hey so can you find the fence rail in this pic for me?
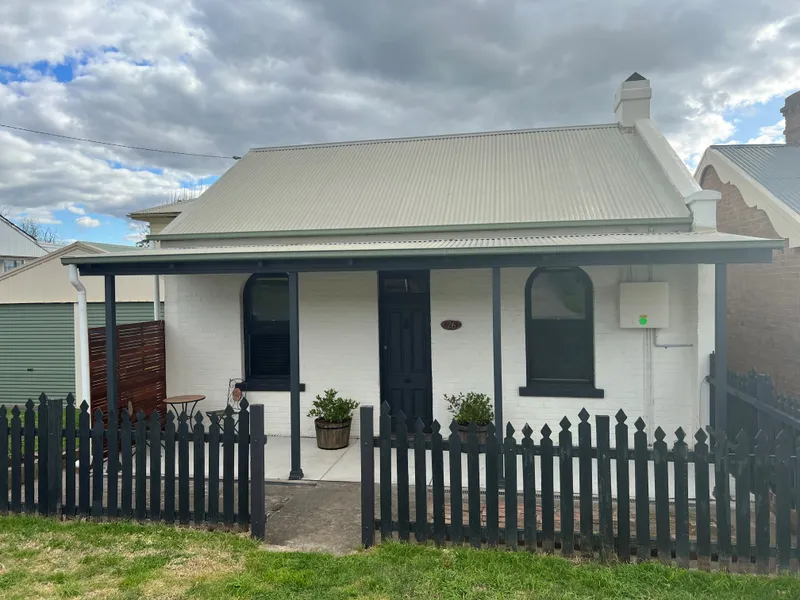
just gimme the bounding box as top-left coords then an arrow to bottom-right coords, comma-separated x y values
0,394 -> 266,539
360,402 -> 800,573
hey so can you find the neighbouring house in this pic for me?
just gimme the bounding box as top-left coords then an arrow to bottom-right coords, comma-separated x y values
65,74 -> 781,479
128,198 -> 198,237
0,241 -> 163,405
0,214 -> 48,273
696,90 -> 800,396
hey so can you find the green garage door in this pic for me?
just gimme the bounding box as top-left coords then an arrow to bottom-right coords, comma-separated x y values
0,302 -> 163,406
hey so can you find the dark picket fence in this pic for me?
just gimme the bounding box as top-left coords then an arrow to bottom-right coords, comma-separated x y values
360,402 -> 800,573
0,393 -> 266,539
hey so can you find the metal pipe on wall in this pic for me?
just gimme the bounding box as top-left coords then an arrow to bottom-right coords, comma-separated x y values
68,265 -> 91,406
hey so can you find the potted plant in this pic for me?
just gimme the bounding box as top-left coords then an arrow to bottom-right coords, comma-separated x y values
308,389 -> 359,450
445,392 -> 494,444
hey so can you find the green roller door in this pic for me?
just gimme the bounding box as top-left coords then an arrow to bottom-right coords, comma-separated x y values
0,303 -> 75,406
0,302 -> 163,406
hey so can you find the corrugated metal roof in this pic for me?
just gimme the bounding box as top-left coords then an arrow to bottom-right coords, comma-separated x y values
63,231 -> 779,265
711,144 -> 800,213
129,198 -> 197,218
158,124 -> 691,238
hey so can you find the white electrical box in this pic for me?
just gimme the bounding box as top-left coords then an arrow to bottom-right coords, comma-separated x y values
619,282 -> 669,328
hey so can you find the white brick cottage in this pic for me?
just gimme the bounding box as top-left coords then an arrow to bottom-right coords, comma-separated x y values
65,74 -> 780,479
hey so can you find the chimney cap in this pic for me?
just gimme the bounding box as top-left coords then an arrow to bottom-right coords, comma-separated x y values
625,72 -> 647,82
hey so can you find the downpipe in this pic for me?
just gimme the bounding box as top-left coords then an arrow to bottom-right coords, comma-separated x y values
68,264 -> 91,406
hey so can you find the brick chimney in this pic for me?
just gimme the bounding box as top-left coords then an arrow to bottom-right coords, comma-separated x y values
781,90 -> 800,144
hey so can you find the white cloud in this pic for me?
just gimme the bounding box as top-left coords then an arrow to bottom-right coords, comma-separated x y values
75,215 -> 100,227
0,0 -> 799,233
745,119 -> 786,144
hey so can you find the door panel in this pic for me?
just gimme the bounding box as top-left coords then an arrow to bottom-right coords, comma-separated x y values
379,272 -> 433,431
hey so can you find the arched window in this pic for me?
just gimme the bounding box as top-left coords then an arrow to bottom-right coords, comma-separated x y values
521,267 -> 603,398
244,274 -> 290,389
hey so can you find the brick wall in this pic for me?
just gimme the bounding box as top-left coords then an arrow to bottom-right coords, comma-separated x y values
700,165 -> 800,396
165,266 -> 703,443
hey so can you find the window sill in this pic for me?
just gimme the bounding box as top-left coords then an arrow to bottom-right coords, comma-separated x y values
239,381 -> 306,393
519,383 -> 605,399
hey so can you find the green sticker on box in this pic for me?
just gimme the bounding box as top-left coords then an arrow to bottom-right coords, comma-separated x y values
639,316 -> 648,326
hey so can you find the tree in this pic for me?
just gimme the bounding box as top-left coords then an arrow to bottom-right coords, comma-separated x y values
0,207 -> 62,244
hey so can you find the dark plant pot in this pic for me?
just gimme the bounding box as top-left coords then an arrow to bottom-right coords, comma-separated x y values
458,423 -> 488,445
314,418 -> 352,450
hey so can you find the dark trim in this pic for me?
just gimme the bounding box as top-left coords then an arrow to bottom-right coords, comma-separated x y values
519,383 -> 605,399
524,267 -> 598,395
491,267 -> 503,477
378,271 -> 434,429
242,274 -> 290,383
288,272 -> 303,480
72,247 -> 776,277
104,275 -> 118,420
239,380 -> 306,392
714,264 -> 727,434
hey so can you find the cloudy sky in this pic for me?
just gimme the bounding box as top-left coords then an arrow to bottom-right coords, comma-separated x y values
1,0 -> 798,245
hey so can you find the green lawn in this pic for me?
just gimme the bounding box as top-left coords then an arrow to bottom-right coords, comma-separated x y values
0,516 -> 798,599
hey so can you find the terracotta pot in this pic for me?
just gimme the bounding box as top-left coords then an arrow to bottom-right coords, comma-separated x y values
458,423 -> 489,445
314,418 -> 352,450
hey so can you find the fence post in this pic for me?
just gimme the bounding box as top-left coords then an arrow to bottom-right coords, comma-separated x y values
360,406 -> 375,548
250,404 -> 266,540
47,398 -> 62,515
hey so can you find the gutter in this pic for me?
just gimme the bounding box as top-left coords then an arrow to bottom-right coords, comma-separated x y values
62,237 -> 784,266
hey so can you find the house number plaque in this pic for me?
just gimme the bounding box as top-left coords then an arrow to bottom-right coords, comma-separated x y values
440,320 -> 462,331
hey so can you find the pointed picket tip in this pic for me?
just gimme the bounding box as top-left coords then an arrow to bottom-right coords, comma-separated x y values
468,422 -> 478,434
541,423 -> 552,438
615,409 -> 627,424
194,412 -> 204,425
414,418 -> 425,434
209,411 -> 220,426
694,428 -> 707,444
560,416 -> 571,430
137,410 -> 147,422
239,397 -> 249,411
486,422 -> 496,436
735,429 -> 750,444
120,408 -> 130,422
775,428 -> 788,442
396,410 -> 407,423
38,392 -> 47,404
80,400 -> 89,412
675,427 -> 686,442
0,405 -> 6,418
66,392 -> 75,405
11,405 -> 20,417
634,417 -> 646,432
755,429 -> 769,443
506,422 -> 515,438
578,408 -> 590,422
522,423 -> 533,438
449,420 -> 460,434
150,410 -> 161,424
165,411 -> 175,424
223,405 -> 234,418
431,420 -> 441,434
25,399 -> 34,411
380,402 -> 391,415
654,426 -> 666,441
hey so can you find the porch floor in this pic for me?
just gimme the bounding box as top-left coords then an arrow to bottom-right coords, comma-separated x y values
122,436 -> 729,501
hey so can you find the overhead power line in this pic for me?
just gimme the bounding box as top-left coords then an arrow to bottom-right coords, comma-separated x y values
0,123 -> 240,160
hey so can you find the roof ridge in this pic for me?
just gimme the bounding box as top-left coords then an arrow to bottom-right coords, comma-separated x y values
712,143 -> 792,149
250,123 -> 620,153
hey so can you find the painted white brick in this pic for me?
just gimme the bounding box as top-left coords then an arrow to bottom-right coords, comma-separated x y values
164,265 -> 703,446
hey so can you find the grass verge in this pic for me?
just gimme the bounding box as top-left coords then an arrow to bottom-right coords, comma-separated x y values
0,515 -> 798,599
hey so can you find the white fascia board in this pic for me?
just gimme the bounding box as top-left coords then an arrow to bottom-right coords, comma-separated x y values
634,118 -> 720,229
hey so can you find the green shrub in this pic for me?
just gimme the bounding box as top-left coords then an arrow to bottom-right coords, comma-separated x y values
307,389 -> 359,423
444,392 -> 494,426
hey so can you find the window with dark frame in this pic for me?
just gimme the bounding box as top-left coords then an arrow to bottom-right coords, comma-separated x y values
243,274 -> 291,390
520,267 -> 604,398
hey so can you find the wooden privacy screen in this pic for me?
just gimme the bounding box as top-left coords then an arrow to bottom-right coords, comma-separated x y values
89,320 -> 166,422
